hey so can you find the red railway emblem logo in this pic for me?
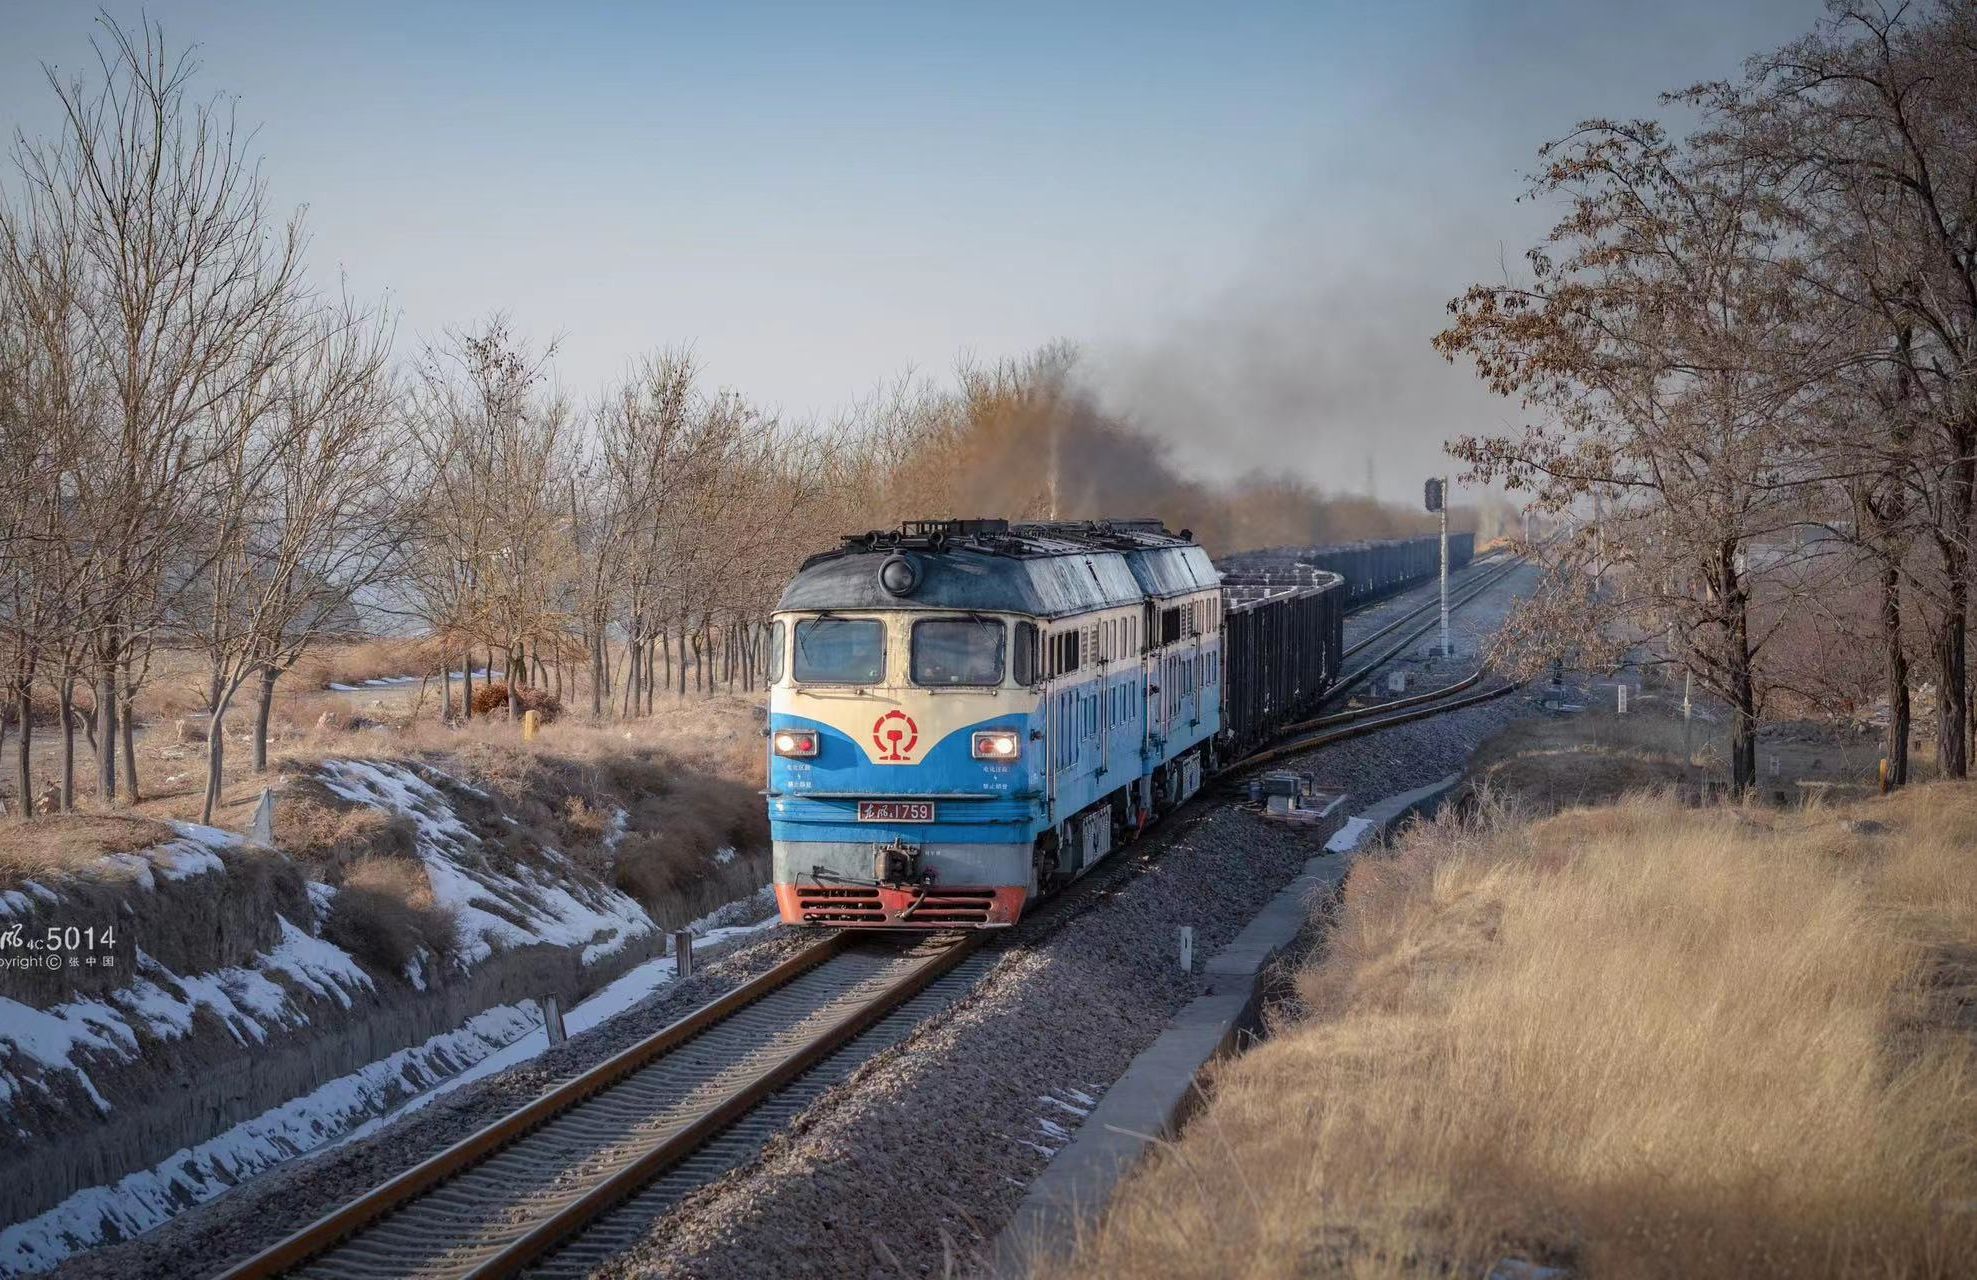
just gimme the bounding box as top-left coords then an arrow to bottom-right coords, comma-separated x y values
872,710 -> 919,762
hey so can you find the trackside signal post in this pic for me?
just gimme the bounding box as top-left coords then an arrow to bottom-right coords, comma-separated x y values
1425,477 -> 1450,656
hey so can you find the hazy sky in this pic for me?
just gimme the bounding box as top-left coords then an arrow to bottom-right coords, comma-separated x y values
0,0 -> 1825,504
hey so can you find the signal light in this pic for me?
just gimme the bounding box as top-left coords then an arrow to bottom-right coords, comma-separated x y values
972,730 -> 1020,760
773,729 -> 819,758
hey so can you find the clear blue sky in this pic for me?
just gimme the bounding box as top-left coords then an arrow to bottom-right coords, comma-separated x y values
0,0 -> 1825,501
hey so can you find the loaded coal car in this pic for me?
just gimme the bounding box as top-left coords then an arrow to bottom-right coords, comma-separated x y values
1219,531 -> 1473,609
765,519 -> 1224,929
1217,563 -> 1346,758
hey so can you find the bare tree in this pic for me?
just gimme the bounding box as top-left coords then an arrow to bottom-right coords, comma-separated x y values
2,16 -> 309,807
1437,118 -> 1846,791
188,296 -> 400,820
1692,0 -> 1977,778
404,316 -> 565,717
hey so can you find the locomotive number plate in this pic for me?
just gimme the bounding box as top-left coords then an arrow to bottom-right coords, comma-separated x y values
858,800 -> 934,822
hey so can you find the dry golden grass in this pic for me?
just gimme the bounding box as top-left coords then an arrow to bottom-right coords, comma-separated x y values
0,814 -> 177,888
270,778 -> 419,871
290,636 -> 441,690
1056,787 -> 1977,1280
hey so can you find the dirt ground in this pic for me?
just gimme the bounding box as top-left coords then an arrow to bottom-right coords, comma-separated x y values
1468,681 -> 1904,811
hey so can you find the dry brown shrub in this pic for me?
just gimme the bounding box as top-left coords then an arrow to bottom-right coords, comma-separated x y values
560,795 -> 609,845
1057,788 -> 1977,1280
270,779 -> 417,873
469,682 -> 562,722
321,855 -> 457,976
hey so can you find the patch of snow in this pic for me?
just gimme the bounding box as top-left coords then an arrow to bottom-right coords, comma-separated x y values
314,760 -> 655,971
600,807 -> 629,855
259,918 -> 374,1010
0,923 -> 373,1119
87,824 -> 234,896
1324,816 -> 1374,854
0,1003 -> 539,1276
712,844 -> 736,865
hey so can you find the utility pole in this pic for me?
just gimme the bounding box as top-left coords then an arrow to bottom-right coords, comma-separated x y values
1439,477 -> 1451,657
1426,476 -> 1450,657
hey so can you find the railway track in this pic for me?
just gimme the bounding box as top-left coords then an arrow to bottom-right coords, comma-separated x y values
208,551 -> 1532,1280
1337,550 -> 1525,684
214,933 -> 982,1280
1338,548 -> 1512,656
1222,553 -> 1530,776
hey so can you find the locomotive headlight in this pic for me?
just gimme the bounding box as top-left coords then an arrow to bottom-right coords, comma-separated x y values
879,553 -> 921,597
772,729 -> 819,758
972,730 -> 1021,760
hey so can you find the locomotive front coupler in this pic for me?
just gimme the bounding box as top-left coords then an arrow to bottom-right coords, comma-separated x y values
873,839 -> 932,888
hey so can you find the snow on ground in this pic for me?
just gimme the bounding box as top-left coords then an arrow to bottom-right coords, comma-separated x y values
0,919 -> 375,1121
1,824 -> 377,1120
315,760 -> 655,969
0,892 -> 781,1276
0,1003 -> 539,1277
325,668 -> 495,692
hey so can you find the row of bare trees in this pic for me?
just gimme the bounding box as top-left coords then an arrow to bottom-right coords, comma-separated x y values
1438,0 -> 1977,793
1,16 -> 1502,825
0,20 -> 407,823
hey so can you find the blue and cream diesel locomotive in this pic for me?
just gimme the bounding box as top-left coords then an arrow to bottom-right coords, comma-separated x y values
765,519 -> 1228,928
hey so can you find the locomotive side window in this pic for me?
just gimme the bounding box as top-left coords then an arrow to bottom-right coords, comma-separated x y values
766,620 -> 786,685
911,618 -> 1004,686
793,618 -> 885,685
1014,621 -> 1038,685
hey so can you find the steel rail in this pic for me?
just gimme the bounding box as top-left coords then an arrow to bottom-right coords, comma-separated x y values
1339,550 -> 1515,659
461,932 -> 981,1279
209,932 -> 853,1280
1230,681 -> 1522,776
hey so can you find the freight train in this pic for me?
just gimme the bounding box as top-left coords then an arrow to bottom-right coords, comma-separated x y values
764,519 -> 1472,929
